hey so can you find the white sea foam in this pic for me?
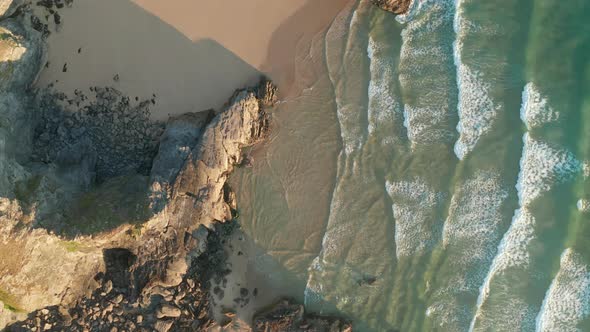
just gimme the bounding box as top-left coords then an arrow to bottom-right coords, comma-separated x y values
469,132 -> 581,329
517,133 -> 582,207
520,83 -> 560,130
442,172 -> 508,262
452,8 -> 497,159
469,208 -> 537,331
583,161 -> 590,178
453,64 -> 498,160
386,178 -> 444,258
402,104 -> 454,146
536,249 -> 590,332
398,0 -> 456,148
426,172 -> 509,330
304,256 -> 325,308
367,36 -> 401,146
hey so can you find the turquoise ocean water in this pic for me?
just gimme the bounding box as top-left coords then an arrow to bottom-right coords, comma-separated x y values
231,0 -> 590,330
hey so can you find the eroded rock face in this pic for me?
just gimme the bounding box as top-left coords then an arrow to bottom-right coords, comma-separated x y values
371,0 -> 412,15
149,111 -> 214,213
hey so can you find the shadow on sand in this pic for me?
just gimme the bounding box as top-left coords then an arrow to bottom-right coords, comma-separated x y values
15,0 -> 387,329
37,0 -> 263,120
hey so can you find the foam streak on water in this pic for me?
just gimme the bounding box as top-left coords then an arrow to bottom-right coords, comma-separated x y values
468,208 -> 538,331
517,133 -> 582,206
520,82 -> 560,130
304,4 -> 397,326
367,36 -> 402,148
386,178 -> 444,258
425,172 -> 508,330
452,0 -> 502,159
469,85 -> 581,331
536,249 -> 590,332
398,0 -> 457,148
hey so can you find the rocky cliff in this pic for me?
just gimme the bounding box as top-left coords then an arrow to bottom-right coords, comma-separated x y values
0,1 -> 351,330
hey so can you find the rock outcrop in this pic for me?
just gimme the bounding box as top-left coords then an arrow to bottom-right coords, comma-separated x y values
253,299 -> 352,332
1,0 -> 351,330
149,111 -> 214,213
370,0 -> 412,15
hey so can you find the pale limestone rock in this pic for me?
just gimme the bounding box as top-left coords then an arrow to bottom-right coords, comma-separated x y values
156,304 -> 181,319
0,0 -> 22,19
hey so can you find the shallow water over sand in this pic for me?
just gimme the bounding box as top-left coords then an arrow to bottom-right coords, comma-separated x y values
230,0 -> 590,330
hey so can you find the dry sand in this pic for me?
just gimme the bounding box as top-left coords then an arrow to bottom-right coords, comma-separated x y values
36,0 -> 351,120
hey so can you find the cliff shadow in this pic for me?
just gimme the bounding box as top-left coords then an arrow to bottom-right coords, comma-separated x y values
260,0 -> 353,96
24,0 -> 263,237
35,0 -> 263,120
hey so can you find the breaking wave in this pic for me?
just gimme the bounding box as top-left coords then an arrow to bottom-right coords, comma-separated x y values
536,249 -> 590,332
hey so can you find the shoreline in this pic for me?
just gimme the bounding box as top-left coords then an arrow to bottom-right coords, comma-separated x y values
1,0 -> 355,329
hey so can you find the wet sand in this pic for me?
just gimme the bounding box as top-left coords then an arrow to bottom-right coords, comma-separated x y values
36,0 -> 351,120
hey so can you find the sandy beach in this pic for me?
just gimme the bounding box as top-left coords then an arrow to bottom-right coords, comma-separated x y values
35,0 -> 351,120
32,0 -> 352,325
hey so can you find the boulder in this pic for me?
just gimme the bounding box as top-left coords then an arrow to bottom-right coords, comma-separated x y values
156,304 -> 181,319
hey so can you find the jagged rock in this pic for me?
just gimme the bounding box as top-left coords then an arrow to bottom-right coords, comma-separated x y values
371,0 -> 412,15
253,299 -> 352,332
149,111 -> 213,213
156,304 -> 181,319
1,17 -> 353,328
154,320 -> 173,332
169,81 -> 271,229
256,76 -> 278,108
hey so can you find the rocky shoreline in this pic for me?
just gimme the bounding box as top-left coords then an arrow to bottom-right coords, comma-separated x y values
370,0 -> 412,15
0,1 -> 351,331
